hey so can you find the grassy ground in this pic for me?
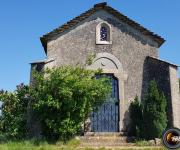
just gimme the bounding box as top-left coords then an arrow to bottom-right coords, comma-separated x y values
0,139 -> 167,150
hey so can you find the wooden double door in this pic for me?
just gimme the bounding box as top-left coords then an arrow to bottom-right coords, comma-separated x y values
91,74 -> 119,132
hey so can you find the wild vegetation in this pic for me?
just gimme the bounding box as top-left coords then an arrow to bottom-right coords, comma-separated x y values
0,66 -> 169,149
0,139 -> 166,150
130,80 -> 167,140
0,84 -> 29,140
129,95 -> 143,137
30,66 -> 111,141
0,66 -> 111,142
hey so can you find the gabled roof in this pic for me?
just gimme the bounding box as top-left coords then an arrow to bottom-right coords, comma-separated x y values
40,2 -> 165,54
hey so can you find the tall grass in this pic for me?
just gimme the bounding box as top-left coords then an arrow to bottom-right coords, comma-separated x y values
0,138 -> 81,150
0,139 -> 166,150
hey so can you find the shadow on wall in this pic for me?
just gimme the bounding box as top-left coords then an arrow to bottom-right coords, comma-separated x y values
141,56 -> 173,127
122,108 -> 131,134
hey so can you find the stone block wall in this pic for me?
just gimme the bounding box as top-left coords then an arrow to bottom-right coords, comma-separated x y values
169,66 -> 180,128
144,56 -> 180,128
46,10 -> 159,112
43,10 -> 160,132
28,6 -> 180,135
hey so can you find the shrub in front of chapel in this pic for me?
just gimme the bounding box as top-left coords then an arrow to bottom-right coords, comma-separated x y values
129,80 -> 167,140
129,95 -> 143,137
30,66 -> 112,141
142,80 -> 167,140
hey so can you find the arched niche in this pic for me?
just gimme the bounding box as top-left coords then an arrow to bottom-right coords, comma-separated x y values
87,52 -> 123,71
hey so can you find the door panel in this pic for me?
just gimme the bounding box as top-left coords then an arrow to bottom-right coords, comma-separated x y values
91,74 -> 119,132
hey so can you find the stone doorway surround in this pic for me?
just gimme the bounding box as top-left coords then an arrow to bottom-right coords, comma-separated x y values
86,52 -> 128,132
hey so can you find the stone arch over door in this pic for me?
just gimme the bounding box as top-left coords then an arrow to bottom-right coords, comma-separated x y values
87,52 -> 128,132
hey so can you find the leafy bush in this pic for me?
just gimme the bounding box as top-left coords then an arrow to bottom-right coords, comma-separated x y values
0,66 -> 111,141
0,84 -> 29,139
129,80 -> 167,140
129,95 -> 143,137
30,66 -> 111,141
142,80 -> 167,140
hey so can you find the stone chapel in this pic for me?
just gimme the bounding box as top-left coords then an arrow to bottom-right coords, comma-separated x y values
30,2 -> 180,134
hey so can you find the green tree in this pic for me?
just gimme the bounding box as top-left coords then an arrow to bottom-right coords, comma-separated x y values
0,84 -> 29,139
142,80 -> 167,140
30,66 -> 111,141
129,95 -> 143,137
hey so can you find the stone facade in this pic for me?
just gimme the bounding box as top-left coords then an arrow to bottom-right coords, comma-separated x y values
143,57 -> 180,128
30,3 -> 180,133
169,66 -> 180,128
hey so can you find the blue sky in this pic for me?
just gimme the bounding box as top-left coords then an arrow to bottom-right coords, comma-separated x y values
0,0 -> 180,91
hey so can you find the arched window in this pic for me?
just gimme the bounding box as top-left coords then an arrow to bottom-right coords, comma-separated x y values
96,22 -> 112,44
100,26 -> 108,41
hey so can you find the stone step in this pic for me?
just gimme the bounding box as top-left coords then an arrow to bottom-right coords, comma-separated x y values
85,132 -> 127,136
81,136 -> 128,141
80,142 -> 135,147
79,135 -> 135,147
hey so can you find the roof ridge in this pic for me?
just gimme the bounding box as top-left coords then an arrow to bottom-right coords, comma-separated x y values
40,2 -> 165,53
94,2 -> 107,8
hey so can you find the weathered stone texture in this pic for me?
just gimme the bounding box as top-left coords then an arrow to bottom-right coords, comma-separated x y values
30,62 -> 45,85
143,57 -> 180,128
144,57 -> 172,126
169,66 -> 180,128
46,10 -> 158,109
30,9 -> 180,132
